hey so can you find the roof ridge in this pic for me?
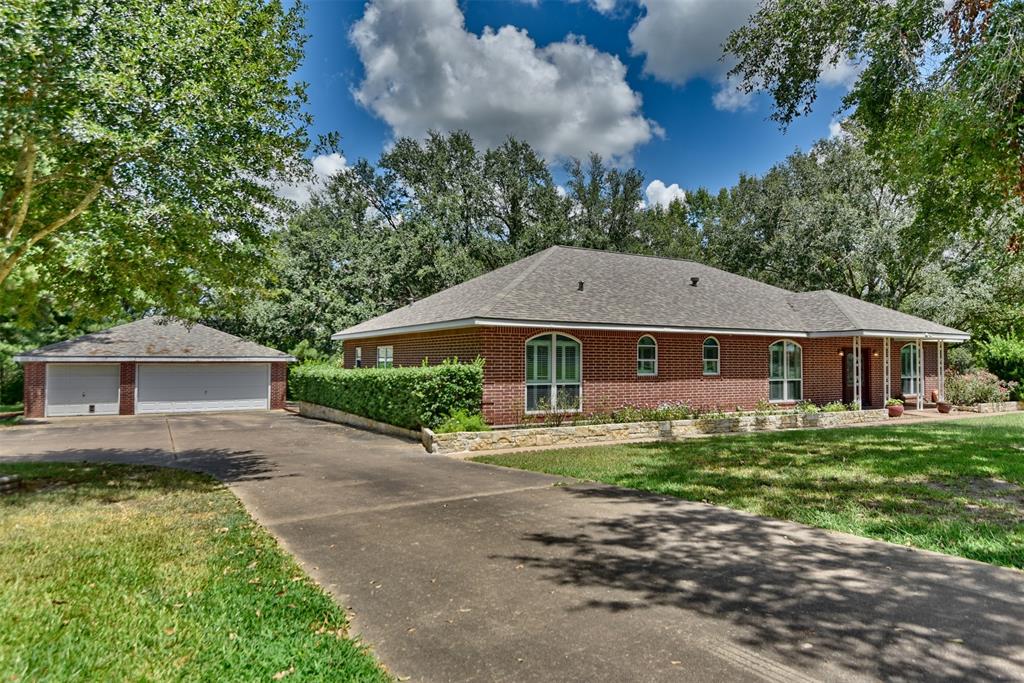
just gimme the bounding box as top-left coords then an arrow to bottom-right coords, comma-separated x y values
477,246 -> 558,318
821,290 -> 861,329
552,245 -> 798,296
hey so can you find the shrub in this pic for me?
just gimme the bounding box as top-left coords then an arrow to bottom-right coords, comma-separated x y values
976,336 -> 1024,400
797,401 -> 820,414
436,410 -> 490,433
885,398 -> 904,407
289,358 -> 484,430
946,345 -> 978,375
944,370 -> 1017,406
821,401 -> 847,412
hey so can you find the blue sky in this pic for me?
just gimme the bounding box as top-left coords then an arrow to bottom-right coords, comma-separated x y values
294,0 -> 853,201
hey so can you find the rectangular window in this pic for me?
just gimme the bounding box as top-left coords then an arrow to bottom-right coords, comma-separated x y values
354,347 -> 362,368
376,345 -> 394,368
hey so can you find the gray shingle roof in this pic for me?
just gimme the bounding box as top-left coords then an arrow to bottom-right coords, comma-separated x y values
334,246 -> 968,341
15,318 -> 294,361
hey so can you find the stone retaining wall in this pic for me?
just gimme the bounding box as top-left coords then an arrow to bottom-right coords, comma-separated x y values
955,401 -> 1023,414
297,401 -> 423,443
426,409 -> 890,455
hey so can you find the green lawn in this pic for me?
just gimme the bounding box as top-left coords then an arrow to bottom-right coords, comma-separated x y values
0,403 -> 22,427
0,462 -> 389,682
0,403 -> 22,413
475,414 -> 1024,569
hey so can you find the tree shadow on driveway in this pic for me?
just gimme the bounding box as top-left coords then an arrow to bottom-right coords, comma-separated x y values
499,484 -> 1024,681
0,447 -> 287,485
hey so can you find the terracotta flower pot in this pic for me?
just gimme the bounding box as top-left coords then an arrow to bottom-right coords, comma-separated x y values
937,402 -> 953,414
888,404 -> 904,418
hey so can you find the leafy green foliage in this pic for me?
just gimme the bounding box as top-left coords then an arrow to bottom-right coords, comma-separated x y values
290,359 -> 484,430
1,0 -> 312,319
724,0 -> 1024,252
976,336 -> 1024,399
436,410 -> 490,434
0,462 -> 387,680
945,370 -> 1017,405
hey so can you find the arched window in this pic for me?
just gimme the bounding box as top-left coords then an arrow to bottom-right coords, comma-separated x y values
702,337 -> 720,376
526,333 -> 581,412
901,343 -> 919,396
637,336 -> 657,376
769,340 -> 802,401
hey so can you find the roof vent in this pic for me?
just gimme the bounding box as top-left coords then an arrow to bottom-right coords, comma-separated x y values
578,280 -> 585,292
690,277 -> 700,287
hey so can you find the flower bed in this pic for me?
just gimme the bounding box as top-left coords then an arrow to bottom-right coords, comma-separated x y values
426,408 -> 889,455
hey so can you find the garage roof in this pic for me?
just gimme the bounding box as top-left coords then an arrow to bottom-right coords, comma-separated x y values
14,318 -> 295,362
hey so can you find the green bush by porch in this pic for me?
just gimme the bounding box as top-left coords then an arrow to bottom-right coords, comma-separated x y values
290,359 -> 484,430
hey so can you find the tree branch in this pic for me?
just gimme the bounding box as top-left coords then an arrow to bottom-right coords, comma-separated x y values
0,165 -> 113,285
1,137 -> 38,244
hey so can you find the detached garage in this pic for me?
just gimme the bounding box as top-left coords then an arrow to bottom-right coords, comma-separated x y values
15,318 -> 294,418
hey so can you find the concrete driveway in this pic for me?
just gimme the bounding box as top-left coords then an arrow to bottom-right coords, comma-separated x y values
2,412 -> 1023,682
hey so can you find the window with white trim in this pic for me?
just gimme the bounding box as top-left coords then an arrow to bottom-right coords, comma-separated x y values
901,343 -> 918,396
637,336 -> 657,376
354,346 -> 362,368
769,340 -> 802,401
702,337 -> 720,375
526,333 -> 581,412
376,345 -> 394,368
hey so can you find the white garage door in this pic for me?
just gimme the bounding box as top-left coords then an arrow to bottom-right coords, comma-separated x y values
46,364 -> 120,417
136,363 -> 270,414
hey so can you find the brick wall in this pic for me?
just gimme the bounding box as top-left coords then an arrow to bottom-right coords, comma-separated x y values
23,362 -> 45,418
342,329 -> 483,369
271,362 -> 288,409
338,327 -> 944,425
119,362 -> 136,415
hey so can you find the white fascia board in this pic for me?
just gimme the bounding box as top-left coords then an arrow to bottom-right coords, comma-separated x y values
13,356 -> 296,363
805,329 -> 969,342
331,318 -> 478,341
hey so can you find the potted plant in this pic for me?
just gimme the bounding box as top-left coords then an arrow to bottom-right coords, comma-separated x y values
886,398 -> 905,418
937,400 -> 953,414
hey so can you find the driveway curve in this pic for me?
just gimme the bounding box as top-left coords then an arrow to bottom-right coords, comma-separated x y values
2,412 -> 1022,682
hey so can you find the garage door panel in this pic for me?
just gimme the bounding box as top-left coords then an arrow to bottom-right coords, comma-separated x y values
46,364 -> 120,417
137,363 -> 269,414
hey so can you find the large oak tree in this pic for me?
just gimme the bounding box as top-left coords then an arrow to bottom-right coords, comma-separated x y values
1,0 -> 312,319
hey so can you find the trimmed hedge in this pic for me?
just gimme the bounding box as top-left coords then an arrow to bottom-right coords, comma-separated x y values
290,359 -> 484,430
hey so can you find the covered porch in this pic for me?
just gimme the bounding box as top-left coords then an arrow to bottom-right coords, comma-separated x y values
837,336 -> 953,411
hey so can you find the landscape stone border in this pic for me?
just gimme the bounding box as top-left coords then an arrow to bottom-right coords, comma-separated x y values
953,401 -> 1023,414
424,409 -> 890,455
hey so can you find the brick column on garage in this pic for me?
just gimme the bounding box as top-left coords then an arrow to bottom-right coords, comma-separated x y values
119,362 -> 136,415
23,362 -> 46,418
270,362 -> 288,409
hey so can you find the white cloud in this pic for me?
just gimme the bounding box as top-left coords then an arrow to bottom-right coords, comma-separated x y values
350,0 -> 659,162
589,0 -> 619,13
645,179 -> 685,209
629,0 -> 861,110
276,153 -> 348,205
828,118 -> 851,140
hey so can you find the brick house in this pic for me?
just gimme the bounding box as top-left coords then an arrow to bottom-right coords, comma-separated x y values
16,318 -> 292,418
333,246 -> 969,426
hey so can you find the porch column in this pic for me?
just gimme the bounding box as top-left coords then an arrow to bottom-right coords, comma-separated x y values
852,336 -> 862,406
917,339 -> 925,410
883,337 -> 891,402
938,341 -> 945,402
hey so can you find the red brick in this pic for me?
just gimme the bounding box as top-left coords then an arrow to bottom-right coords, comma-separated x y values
22,362 -> 45,418
271,362 -> 288,409
342,328 -> 942,425
119,362 -> 136,415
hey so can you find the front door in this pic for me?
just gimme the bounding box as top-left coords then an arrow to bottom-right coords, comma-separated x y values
842,349 -> 871,406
